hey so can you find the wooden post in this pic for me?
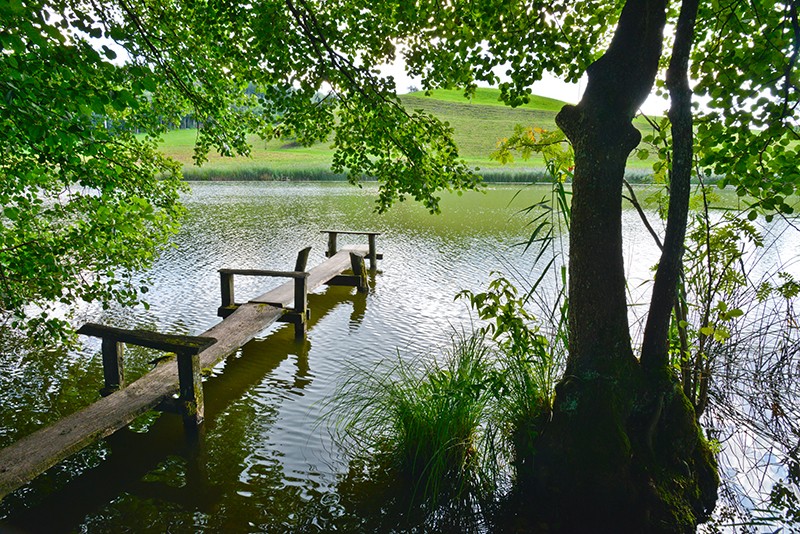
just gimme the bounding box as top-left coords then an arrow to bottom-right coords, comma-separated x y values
294,246 -> 312,339
220,271 -> 235,308
326,232 -> 338,258
295,246 -> 312,272
367,233 -> 378,270
177,350 -> 204,426
293,275 -> 308,340
349,252 -> 368,293
100,337 -> 124,396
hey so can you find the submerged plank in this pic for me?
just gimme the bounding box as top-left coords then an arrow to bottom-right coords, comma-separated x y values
0,247 -> 367,500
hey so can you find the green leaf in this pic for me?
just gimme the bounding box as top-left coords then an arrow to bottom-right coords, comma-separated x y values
101,45 -> 117,60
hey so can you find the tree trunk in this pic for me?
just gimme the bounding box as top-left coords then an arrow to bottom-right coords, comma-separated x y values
519,0 -> 719,531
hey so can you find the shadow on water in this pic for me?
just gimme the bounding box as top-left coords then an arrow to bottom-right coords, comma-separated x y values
0,285 -> 366,533
330,456 -> 494,534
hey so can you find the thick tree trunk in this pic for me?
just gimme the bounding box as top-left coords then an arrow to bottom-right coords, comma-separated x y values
520,0 -> 719,531
561,0 -> 666,376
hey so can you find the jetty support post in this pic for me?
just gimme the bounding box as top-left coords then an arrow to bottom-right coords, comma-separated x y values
367,233 -> 378,271
349,252 -> 368,293
295,246 -> 312,272
77,323 -> 216,425
220,271 -> 235,309
325,231 -> 338,258
292,273 -> 309,339
176,349 -> 204,425
100,337 -> 124,396
290,246 -> 312,340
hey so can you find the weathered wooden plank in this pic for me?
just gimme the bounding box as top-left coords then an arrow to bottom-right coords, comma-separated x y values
249,249 -> 356,305
217,269 -> 309,279
77,324 -> 216,354
0,246 -> 371,500
320,230 -> 382,235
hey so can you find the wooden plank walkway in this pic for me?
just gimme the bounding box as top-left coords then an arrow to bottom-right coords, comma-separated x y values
0,243 -> 375,500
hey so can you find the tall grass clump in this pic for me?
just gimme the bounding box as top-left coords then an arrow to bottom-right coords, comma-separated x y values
329,290 -> 564,529
330,283 -> 565,530
331,331 -> 500,513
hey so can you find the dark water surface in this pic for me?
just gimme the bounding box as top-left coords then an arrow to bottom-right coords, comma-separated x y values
0,182 -> 794,532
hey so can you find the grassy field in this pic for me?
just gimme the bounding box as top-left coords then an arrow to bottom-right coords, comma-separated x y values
160,88 -> 659,182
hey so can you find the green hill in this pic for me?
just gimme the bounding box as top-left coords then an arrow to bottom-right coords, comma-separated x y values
406,87 -> 568,112
399,89 -> 563,162
161,87 -> 655,181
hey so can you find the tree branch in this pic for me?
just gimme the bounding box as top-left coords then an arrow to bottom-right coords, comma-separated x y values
623,179 -> 663,250
641,0 -> 700,371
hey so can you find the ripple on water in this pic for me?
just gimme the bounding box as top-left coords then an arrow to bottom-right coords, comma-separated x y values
0,183 -> 578,530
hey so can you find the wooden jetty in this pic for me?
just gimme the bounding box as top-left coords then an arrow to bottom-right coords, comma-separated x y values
0,231 -> 381,500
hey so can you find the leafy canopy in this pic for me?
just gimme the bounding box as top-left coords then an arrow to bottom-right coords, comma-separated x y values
2,0 -> 798,347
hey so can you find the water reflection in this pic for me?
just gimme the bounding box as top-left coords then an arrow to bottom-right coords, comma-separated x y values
1,285 -> 365,532
0,182 -> 791,531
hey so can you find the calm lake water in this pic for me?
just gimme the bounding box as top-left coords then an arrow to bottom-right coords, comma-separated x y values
0,182 -> 795,532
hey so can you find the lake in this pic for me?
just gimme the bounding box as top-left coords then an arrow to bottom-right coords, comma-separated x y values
0,182 -> 795,532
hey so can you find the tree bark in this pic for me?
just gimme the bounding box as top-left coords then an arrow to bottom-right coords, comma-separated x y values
641,0 -> 700,372
557,0 -> 667,378
523,0 -> 719,531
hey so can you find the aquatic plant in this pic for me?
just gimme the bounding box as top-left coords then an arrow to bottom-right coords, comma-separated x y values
330,277 -> 566,530
329,330 -> 503,528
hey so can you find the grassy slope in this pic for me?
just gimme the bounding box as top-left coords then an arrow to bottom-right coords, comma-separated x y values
162,87 -> 657,180
400,90 -> 561,166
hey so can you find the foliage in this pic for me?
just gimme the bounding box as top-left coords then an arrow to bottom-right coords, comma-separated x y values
630,117 -> 799,528
458,275 -> 558,477
690,0 -> 800,220
330,331 -> 500,512
768,454 -> 800,526
492,126 -> 573,178
477,127 -> 576,475
329,289 -> 567,526
672,210 -> 762,413
8,0 -> 796,349
624,172 -> 800,529
3,0 -> 798,527
0,2 -> 188,345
